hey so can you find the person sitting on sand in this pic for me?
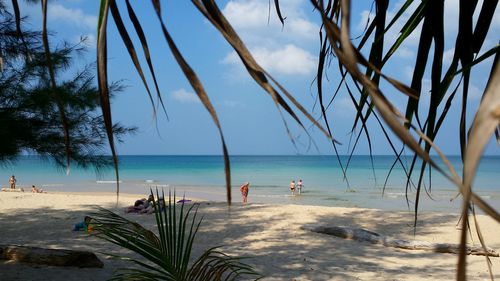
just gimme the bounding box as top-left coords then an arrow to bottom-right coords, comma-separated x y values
31,185 -> 45,193
240,182 -> 250,203
9,175 -> 16,189
125,195 -> 155,214
290,180 -> 296,195
144,196 -> 165,213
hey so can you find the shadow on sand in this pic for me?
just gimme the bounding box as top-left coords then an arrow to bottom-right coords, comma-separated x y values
0,201 -> 496,280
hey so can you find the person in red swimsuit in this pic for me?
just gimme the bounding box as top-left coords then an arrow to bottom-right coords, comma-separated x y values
240,182 -> 250,203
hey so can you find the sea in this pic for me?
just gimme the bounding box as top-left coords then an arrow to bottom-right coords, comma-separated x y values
1,155 -> 499,213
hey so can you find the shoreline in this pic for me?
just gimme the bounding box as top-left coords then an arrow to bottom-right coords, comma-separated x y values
1,187 -> 497,215
1,191 -> 499,280
2,155 -> 499,215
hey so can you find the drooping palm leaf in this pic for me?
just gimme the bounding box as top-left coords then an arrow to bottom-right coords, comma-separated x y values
457,54 -> 500,281
192,0 -> 335,142
273,0 -> 286,25
312,0 -> 499,221
40,0 -> 72,174
96,0 -> 120,200
8,1 -> 500,279
109,1 -> 159,118
316,35 -> 350,186
124,0 -> 168,118
149,0 -> 232,204
351,0 -> 387,131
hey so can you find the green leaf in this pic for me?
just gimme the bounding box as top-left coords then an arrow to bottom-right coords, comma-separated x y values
90,189 -> 261,280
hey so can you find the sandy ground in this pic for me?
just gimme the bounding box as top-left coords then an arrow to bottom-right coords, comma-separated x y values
0,191 -> 498,280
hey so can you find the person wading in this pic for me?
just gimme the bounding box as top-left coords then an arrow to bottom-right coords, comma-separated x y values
240,182 -> 250,203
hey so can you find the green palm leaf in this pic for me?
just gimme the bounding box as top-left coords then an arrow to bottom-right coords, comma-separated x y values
90,190 -> 260,281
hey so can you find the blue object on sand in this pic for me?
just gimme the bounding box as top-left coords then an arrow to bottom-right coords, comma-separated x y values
176,199 -> 192,204
73,222 -> 86,231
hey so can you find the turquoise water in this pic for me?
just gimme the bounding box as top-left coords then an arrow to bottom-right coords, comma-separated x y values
1,155 -> 499,212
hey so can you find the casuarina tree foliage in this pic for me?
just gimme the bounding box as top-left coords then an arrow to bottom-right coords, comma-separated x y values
0,6 -> 134,171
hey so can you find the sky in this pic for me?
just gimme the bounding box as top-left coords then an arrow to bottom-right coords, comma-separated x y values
13,0 -> 500,156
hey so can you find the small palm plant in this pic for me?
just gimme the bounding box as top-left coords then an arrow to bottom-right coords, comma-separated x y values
90,190 -> 260,280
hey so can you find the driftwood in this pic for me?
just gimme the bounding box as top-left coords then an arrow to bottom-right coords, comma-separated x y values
304,226 -> 499,257
0,245 -> 103,268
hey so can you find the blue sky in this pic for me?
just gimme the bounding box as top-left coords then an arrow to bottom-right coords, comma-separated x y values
16,0 -> 500,156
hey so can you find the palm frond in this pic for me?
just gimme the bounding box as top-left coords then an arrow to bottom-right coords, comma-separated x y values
40,0 -> 71,173
149,0 -> 233,204
458,53 -> 500,281
124,0 -> 168,118
96,0 -> 120,200
7,0 -> 500,279
109,1 -> 158,118
192,0 -> 335,142
90,190 -> 260,280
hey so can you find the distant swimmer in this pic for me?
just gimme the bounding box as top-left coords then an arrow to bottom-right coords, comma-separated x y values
9,175 -> 16,189
290,180 -> 296,195
297,179 -> 303,195
240,182 -> 250,203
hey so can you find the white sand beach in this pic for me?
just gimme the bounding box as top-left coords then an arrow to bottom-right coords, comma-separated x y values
0,191 -> 498,280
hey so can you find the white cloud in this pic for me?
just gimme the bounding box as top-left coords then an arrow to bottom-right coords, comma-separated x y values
171,89 -> 200,104
48,4 -> 97,30
223,1 -> 267,29
223,0 -> 319,43
223,44 -> 317,75
220,0 -> 320,78
286,18 -> 318,39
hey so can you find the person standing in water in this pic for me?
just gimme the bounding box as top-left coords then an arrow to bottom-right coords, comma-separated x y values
240,182 -> 250,203
290,180 -> 296,195
9,175 -> 16,189
297,179 -> 303,195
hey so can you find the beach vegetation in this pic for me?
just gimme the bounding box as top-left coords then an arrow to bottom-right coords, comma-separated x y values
89,2 -> 499,279
1,0 -> 499,279
90,190 -> 261,280
0,5 -> 135,171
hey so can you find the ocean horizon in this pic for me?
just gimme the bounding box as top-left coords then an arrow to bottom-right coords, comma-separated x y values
1,155 -> 499,212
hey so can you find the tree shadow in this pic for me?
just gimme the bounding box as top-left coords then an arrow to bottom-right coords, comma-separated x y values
192,202 -> 499,280
0,202 -> 153,281
0,201 -> 497,280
